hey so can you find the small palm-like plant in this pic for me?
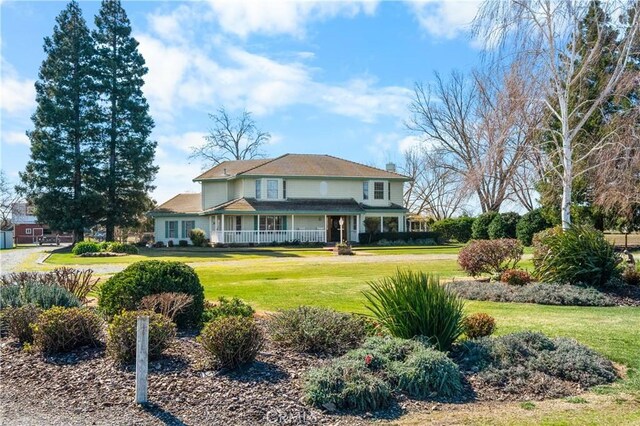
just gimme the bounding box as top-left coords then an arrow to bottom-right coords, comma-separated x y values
363,270 -> 465,351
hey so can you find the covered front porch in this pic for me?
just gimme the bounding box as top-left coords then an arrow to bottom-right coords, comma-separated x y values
208,214 -> 360,244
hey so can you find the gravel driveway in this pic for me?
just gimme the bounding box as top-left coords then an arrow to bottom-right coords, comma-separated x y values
0,245 -> 60,274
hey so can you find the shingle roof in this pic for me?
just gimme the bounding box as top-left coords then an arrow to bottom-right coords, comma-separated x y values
193,154 -> 409,181
204,198 -> 366,214
151,193 -> 202,214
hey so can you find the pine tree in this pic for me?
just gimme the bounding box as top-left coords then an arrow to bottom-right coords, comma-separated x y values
19,1 -> 102,242
93,0 -> 157,242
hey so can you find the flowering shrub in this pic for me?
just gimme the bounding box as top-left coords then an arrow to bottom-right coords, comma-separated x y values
458,239 -> 523,277
500,269 -> 532,286
463,313 -> 496,339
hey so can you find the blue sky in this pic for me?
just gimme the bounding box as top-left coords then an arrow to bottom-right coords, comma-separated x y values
1,0 -> 482,204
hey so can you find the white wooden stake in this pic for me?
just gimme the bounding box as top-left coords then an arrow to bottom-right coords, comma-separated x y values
135,315 -> 149,404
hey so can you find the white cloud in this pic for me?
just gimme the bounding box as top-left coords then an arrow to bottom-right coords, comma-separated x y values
1,60 -> 35,116
152,158 -> 201,203
2,130 -> 29,146
205,0 -> 378,38
156,131 -> 208,154
407,0 -> 478,39
398,135 -> 423,153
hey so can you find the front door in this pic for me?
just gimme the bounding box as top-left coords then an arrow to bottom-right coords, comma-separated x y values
328,216 -> 346,243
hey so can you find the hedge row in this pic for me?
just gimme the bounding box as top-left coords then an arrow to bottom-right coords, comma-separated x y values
358,232 -> 440,244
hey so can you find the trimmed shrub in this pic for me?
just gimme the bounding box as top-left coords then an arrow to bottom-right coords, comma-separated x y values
106,310 -> 176,364
3,305 -> 42,343
471,212 -> 498,240
167,240 -> 174,247
534,225 -> 621,287
268,306 -> 367,355
202,297 -> 254,323
98,261 -> 204,328
178,240 -> 189,247
199,316 -> 264,369
447,281 -> 616,307
463,313 -> 496,339
107,242 -> 139,254
72,241 -> 100,255
32,307 -> 103,354
458,239 -> 523,277
98,241 -> 110,251
431,217 -> 475,243
501,212 -> 521,239
392,347 -> 463,398
516,209 -> 551,246
500,269 -> 532,286
189,228 -> 207,247
304,358 -> 393,412
363,270 -> 465,351
488,214 -> 507,239
0,283 -> 81,310
358,231 -> 440,245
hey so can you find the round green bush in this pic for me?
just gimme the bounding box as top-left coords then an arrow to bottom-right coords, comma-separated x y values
392,347 -> 463,398
107,242 -> 139,254
199,316 -> 264,369
471,212 -> 498,240
463,312 -> 496,339
98,261 -> 204,328
534,225 -> 621,287
516,209 -> 551,246
202,296 -> 255,323
189,228 -> 207,247
431,217 -> 475,243
488,214 -> 507,239
32,307 -> 103,354
106,310 -> 176,364
72,241 -> 100,255
304,358 -> 393,412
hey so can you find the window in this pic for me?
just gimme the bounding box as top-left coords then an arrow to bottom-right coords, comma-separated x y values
255,179 -> 262,199
383,217 -> 399,232
374,182 -> 385,200
267,179 -> 278,199
388,182 -> 391,200
352,216 -> 357,231
25,228 -> 32,235
259,215 -> 284,231
283,180 -> 287,198
235,216 -> 242,231
166,220 -> 178,238
181,220 -> 195,238
363,181 -> 369,200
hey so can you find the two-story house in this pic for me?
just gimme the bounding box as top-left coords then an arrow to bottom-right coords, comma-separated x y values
150,154 -> 410,245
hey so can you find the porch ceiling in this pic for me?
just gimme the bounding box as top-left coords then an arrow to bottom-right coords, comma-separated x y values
201,198 -> 365,215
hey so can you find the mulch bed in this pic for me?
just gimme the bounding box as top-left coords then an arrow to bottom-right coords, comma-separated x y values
0,329 -> 605,426
603,285 -> 640,307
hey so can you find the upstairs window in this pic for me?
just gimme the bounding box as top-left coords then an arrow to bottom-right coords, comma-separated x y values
363,181 -> 369,200
255,179 -> 261,199
374,181 -> 385,200
267,179 -> 278,199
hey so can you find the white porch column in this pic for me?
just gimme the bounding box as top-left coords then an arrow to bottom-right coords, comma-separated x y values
221,214 -> 225,243
257,214 -> 261,244
324,215 -> 328,243
356,215 -> 360,240
291,215 -> 295,240
380,215 -> 384,233
208,216 -> 213,243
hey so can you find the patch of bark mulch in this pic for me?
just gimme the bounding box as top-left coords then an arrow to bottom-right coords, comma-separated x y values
602,284 -> 640,307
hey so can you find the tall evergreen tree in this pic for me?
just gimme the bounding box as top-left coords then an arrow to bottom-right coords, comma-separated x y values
93,0 -> 157,242
19,1 -> 101,242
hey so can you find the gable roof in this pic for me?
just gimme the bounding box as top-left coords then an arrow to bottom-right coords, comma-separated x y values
150,193 -> 202,215
203,197 -> 367,214
193,154 -> 409,181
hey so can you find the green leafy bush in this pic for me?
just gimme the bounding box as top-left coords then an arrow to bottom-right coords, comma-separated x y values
268,306 -> 367,355
3,305 -> 42,343
447,281 -> 615,306
471,212 -> 498,240
304,358 -> 393,412
107,242 -> 139,254
516,209 -> 551,246
32,307 -> 103,354
534,225 -> 621,287
199,316 -> 264,369
488,214 -> 507,239
189,228 -> 207,247
454,332 -> 616,397
0,283 -> 81,310
463,313 -> 496,339
98,241 -> 110,251
106,310 -> 176,364
363,270 -> 465,351
98,260 -> 204,327
178,240 -> 189,247
458,239 -> 523,277
431,217 -> 475,243
392,347 -> 463,398
500,269 -> 532,286
72,241 -> 100,255
501,212 -> 521,239
202,297 -> 254,323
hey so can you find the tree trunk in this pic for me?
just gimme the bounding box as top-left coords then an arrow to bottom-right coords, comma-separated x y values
561,125 -> 573,230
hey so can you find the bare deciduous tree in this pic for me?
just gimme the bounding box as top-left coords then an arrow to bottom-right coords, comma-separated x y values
190,107 -> 271,167
407,63 -> 541,213
474,0 -> 640,228
0,171 -> 21,230
401,146 -> 470,220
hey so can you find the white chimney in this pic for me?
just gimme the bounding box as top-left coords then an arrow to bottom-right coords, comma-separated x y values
386,162 -> 396,173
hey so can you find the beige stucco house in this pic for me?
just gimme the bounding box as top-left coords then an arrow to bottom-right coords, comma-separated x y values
150,154 -> 409,245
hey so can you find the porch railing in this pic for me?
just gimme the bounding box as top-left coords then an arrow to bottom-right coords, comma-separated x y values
211,229 -> 326,244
